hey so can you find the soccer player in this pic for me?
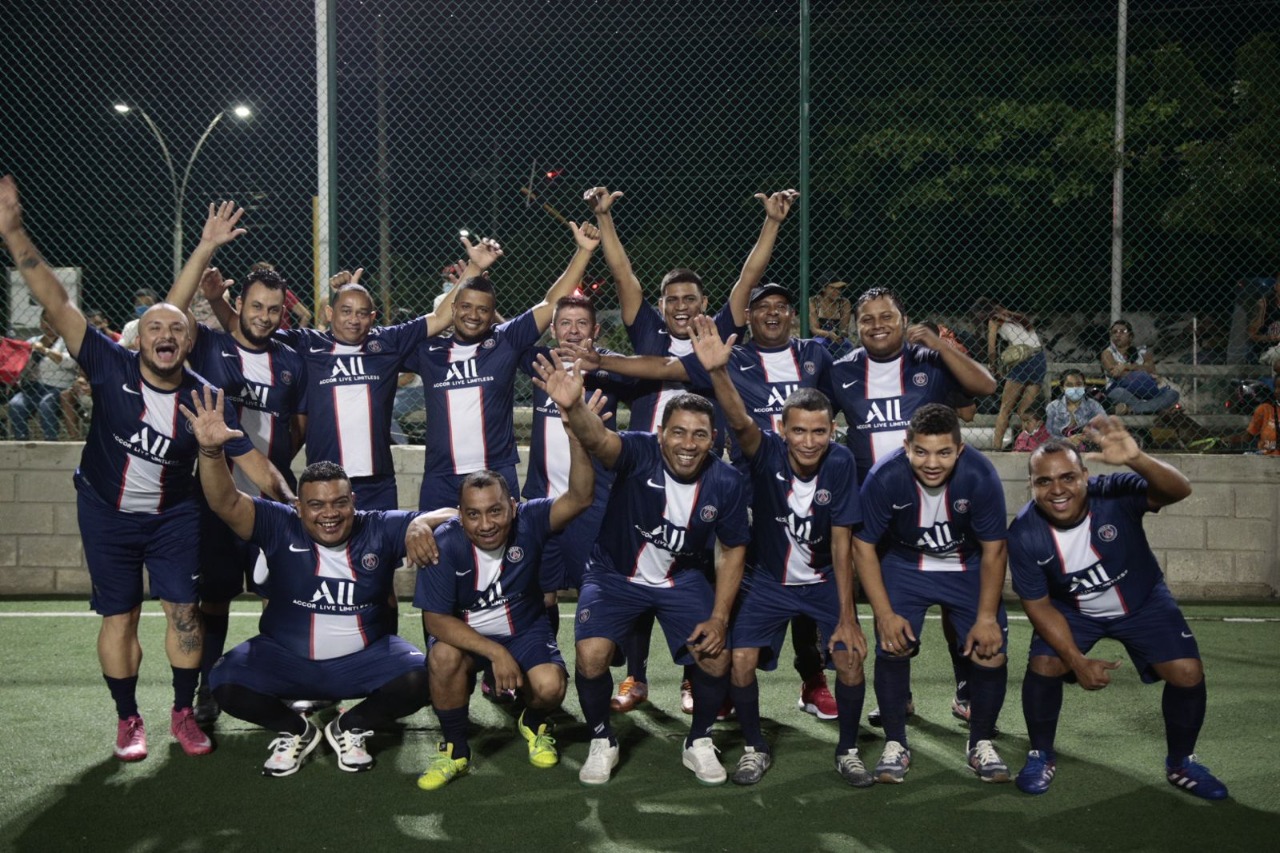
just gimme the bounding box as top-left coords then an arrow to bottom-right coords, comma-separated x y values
414,365 -> 596,790
583,185 -> 806,714
410,221 -> 600,511
185,386 -> 440,777
1008,420 -> 1228,800
557,380 -> 749,785
688,316 -> 871,787
0,175 -> 292,762
831,287 -> 997,727
205,237 -> 502,511
852,403 -> 1011,784
164,203 -> 310,721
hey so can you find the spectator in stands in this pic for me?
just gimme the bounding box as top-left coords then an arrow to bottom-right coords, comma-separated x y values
1013,404 -> 1049,452
1247,276 -> 1280,363
810,275 -> 853,359
85,308 -> 120,342
1220,358 -> 1280,455
9,310 -> 78,440
974,298 -> 1045,451
1045,369 -> 1106,451
118,289 -> 159,351
1099,320 -> 1180,415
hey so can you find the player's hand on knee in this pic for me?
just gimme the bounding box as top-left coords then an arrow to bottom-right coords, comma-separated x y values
829,619 -> 868,661
687,616 -> 728,657
962,619 -> 1003,660
877,614 -> 915,656
492,652 -> 524,694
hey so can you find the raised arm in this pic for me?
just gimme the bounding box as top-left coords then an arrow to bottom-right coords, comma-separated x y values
165,201 -> 247,313
906,323 -> 997,397
1086,414 -> 1191,509
529,222 -> 600,332
555,340 -> 689,382
0,176 -> 88,356
725,190 -> 799,327
583,187 -> 643,325
531,352 -> 622,469
181,386 -> 257,540
690,315 -> 759,456
198,266 -> 238,332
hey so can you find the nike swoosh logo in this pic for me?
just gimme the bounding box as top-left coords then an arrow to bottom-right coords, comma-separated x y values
409,651 -> 425,657
121,384 -> 141,396
1037,556 -> 1055,565
220,351 -> 239,358
309,346 -> 331,353
775,472 -> 787,482
1181,631 -> 1194,638
288,544 -> 310,553
454,570 -> 472,577
737,364 -> 754,371
842,380 -> 858,389
892,503 -> 912,510
646,478 -> 664,489
429,345 -> 447,351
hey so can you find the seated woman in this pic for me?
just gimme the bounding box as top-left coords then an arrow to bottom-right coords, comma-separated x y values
974,298 -> 1045,450
809,276 -> 853,359
1045,369 -> 1106,450
1099,320 -> 1180,415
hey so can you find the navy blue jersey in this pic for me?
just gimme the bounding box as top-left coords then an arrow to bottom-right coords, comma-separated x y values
856,446 -> 1007,572
72,327 -> 254,514
625,302 -> 741,444
408,310 -> 543,480
588,432 -> 750,587
1008,473 -> 1165,618
518,346 -> 635,500
187,325 -> 307,491
746,431 -> 860,585
250,498 -> 417,659
276,320 -> 425,479
414,499 -> 554,637
830,344 -> 960,482
679,337 -> 834,466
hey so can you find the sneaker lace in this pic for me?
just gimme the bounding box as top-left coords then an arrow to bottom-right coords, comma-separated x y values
617,678 -> 637,697
533,730 -> 557,751
428,746 -> 458,775
972,740 -> 1001,766
838,749 -> 866,770
344,728 -> 371,751
174,710 -> 203,740
741,750 -> 767,772
883,742 -> 907,763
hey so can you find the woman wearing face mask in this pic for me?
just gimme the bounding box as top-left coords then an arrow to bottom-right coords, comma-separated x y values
1045,369 -> 1105,449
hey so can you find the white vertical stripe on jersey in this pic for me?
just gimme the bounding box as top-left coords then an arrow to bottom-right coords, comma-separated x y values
542,407 -> 572,496
118,384 -> 181,513
760,348 -> 801,433
632,476 -> 698,587
310,544 -> 366,659
783,476 -> 822,584
915,483 -> 965,572
333,383 -> 374,477
1051,517 -> 1127,618
236,350 -> 276,493
866,357 -> 906,466
464,545 -> 515,636
445,386 -> 485,474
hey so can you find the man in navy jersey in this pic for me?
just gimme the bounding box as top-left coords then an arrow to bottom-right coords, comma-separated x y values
205,239 -> 501,511
831,287 -> 996,728
557,379 -> 750,785
564,282 -> 842,718
0,176 -> 291,762
853,403 -> 1011,784
186,387 -> 441,777
1008,421 -> 1228,800
164,203 -> 310,722
410,221 -> 601,511
414,365 -> 596,790
688,316 -> 872,787
583,185 -> 807,715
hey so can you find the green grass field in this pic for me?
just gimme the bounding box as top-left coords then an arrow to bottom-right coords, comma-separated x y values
1,599 -> 1277,853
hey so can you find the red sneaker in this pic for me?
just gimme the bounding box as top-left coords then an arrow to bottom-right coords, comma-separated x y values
797,673 -> 838,720
115,715 -> 148,762
171,707 -> 214,756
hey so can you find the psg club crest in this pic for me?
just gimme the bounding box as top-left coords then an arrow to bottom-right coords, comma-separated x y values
482,338 -> 497,349
953,499 -> 970,514
506,546 -> 524,563
578,608 -> 591,623
367,340 -> 384,354
280,370 -> 293,386
1098,524 -> 1118,542
912,372 -> 928,387
361,553 -> 379,570
814,489 -> 832,506
803,361 -> 815,376
700,505 -> 718,522
183,418 -> 195,434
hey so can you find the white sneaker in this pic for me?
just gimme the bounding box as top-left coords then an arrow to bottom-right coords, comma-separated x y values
579,737 -> 619,786
682,737 -> 726,785
325,717 -> 374,772
262,717 -> 322,777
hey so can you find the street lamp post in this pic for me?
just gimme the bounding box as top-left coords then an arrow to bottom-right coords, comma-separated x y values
113,103 -> 253,279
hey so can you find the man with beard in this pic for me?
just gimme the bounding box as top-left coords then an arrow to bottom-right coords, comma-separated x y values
0,176 -> 292,762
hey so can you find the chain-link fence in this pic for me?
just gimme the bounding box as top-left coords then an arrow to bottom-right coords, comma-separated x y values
5,0 -> 1280,447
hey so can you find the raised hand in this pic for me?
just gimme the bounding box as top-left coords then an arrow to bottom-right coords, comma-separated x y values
905,323 -> 943,351
690,314 -> 736,371
530,352 -> 585,411
442,259 -> 467,287
1085,414 -> 1142,466
583,186 -> 624,215
584,388 -> 613,424
570,220 -> 601,252
0,175 -> 24,236
198,267 -> 232,302
754,188 -> 800,222
462,234 -> 504,271
199,200 -> 247,249
330,267 -> 364,289
179,386 -> 245,452
553,338 -> 600,371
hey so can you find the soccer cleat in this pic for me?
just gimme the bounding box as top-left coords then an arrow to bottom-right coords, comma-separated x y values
1015,750 -> 1057,795
417,742 -> 470,790
679,679 -> 694,715
262,718 -> 322,777
325,717 -> 374,772
170,707 -> 214,756
966,739 -> 1011,783
578,737 -> 620,786
1166,755 -> 1229,801
731,746 -> 772,785
609,676 -> 649,713
114,715 -> 148,762
517,712 -> 558,769
797,673 -> 838,720
682,737 -> 727,785
951,696 -> 971,723
194,686 -> 220,726
867,696 -> 915,727
875,741 -> 911,783
835,748 -> 875,788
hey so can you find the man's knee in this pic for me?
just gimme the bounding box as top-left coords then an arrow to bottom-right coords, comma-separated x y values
525,665 -> 567,708
1155,657 -> 1203,688
1028,655 -> 1069,678
832,650 -> 865,686
428,642 -> 468,679
730,648 -> 759,686
575,638 -> 614,678
695,648 -> 730,678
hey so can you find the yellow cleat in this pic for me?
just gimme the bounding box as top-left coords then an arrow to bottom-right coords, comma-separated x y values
517,711 -> 559,769
417,742 -> 469,790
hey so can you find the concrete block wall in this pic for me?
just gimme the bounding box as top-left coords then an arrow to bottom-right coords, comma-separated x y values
1,441 -> 1276,601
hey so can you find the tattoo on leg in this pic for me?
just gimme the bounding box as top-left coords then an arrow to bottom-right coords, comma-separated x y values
172,605 -> 203,655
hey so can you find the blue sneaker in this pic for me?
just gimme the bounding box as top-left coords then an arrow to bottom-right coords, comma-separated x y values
1015,750 -> 1056,795
1166,756 -> 1228,800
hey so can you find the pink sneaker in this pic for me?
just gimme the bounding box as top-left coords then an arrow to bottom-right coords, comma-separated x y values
115,715 -> 148,762
171,707 -> 214,756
